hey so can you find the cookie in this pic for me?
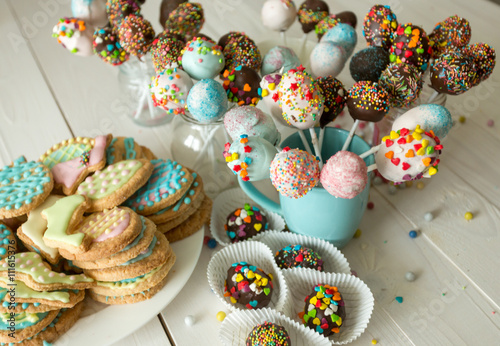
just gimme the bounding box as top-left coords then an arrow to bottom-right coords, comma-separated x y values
0,309 -> 59,343
123,159 -> 194,215
83,231 -> 171,281
0,223 -> 16,261
106,137 -> 144,164
0,156 -> 54,219
76,159 -> 154,212
58,207 -> 142,262
41,195 -> 91,255
162,196 -> 212,243
140,145 -> 158,160
0,252 -> 95,291
71,216 -> 156,269
39,135 -> 112,195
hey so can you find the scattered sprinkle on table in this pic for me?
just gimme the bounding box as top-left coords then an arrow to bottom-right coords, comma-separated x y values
464,212 -> 473,221
353,229 -> 362,238
216,311 -> 226,322
409,230 -> 418,238
424,212 -> 433,221
405,271 -> 416,281
395,296 -> 403,303
184,315 -> 195,326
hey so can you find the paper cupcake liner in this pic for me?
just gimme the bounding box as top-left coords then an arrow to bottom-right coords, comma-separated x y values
210,187 -> 285,246
219,308 -> 331,346
254,231 -> 351,275
282,269 -> 374,345
207,241 -> 288,313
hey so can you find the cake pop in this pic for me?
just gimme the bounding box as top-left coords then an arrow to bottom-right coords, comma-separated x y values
106,0 -> 141,28
52,18 -> 94,56
463,43 -> 496,86
222,66 -> 262,106
150,67 -> 193,114
390,23 -> 432,72
350,47 -> 390,82
346,81 -> 389,122
164,2 -> 204,40
430,15 -> 471,57
363,5 -> 398,50
72,0 -> 107,27
218,31 -> 245,49
310,41 -> 347,78
297,0 -> 329,34
333,11 -> 357,28
392,104 -> 452,139
93,26 -> 129,65
315,14 -> 338,40
180,37 -> 225,80
260,73 -> 285,124
321,151 -> 368,199
430,51 -> 475,95
225,204 -> 269,242
270,147 -> 320,198
224,106 -> 281,145
320,23 -> 357,57
117,15 -> 155,57
222,34 -> 262,73
379,63 -> 423,107
261,46 -> 301,76
316,76 -> 346,128
246,322 -> 291,346
223,135 -> 278,181
150,31 -> 185,73
187,79 -> 228,123
261,0 -> 297,32
275,244 -> 323,270
159,0 -> 187,27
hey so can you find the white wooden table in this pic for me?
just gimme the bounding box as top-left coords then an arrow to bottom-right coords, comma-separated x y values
2,0 -> 500,345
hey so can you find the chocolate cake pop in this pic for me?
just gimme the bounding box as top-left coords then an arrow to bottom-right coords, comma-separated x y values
106,0 -> 141,28
392,104 -> 452,139
246,322 -> 291,346
117,14 -> 155,57
310,41 -> 346,78
159,0 -> 187,27
261,46 -> 301,76
222,66 -> 262,106
150,31 -> 185,73
362,4 -> 398,50
52,18 -> 93,56
320,23 -> 357,57
260,73 -> 285,124
261,0 -> 297,32
187,79 -> 228,123
321,151 -> 368,199
180,37 -> 225,80
224,204 -> 269,241
218,31 -> 245,49
150,67 -> 193,114
298,0 -> 329,34
224,106 -> 281,145
430,51 -> 475,95
347,81 -> 389,122
300,284 -> 345,336
72,0 -> 107,27
222,34 -> 262,73
93,27 -> 129,65
316,76 -> 346,128
270,147 -> 320,199
350,47 -> 390,82
275,244 -> 323,270
334,11 -> 357,28
164,2 -> 204,40
390,23 -> 432,72
224,261 -> 274,309
463,43 -> 496,86
379,62 -> 423,107
430,15 -> 471,57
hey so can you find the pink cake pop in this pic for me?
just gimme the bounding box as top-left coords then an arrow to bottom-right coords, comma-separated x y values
320,151 -> 368,199
270,147 -> 320,198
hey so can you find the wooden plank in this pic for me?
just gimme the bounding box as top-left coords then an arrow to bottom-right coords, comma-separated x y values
112,316 -> 171,346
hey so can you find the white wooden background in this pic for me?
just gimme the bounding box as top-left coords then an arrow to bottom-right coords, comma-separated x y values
1,0 -> 500,345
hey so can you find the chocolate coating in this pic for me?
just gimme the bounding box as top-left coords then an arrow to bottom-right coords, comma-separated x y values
349,46 -> 390,82
275,244 -> 324,270
463,43 -> 496,86
106,0 -> 141,28
246,322 -> 291,346
150,31 -> 185,73
225,204 -> 269,243
194,33 -> 214,44
363,5 -> 397,50
334,11 -> 357,29
222,34 -> 262,73
225,261 -> 273,309
347,81 -> 389,122
379,63 -> 423,107
430,52 -> 475,95
317,76 -> 346,128
301,284 -> 346,336
298,0 -> 329,34
430,15 -> 471,57
117,14 -> 155,57
159,0 -> 187,27
93,27 -> 130,66
218,31 -> 245,49
222,66 -> 262,106
390,23 -> 432,72
164,2 -> 204,40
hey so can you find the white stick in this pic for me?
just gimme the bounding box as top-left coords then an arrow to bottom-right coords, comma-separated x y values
427,90 -> 440,104
309,128 -> 323,168
139,60 -> 155,119
298,130 -> 313,155
318,127 -> 325,153
341,119 -> 360,151
367,164 -> 377,173
359,144 -> 381,159
280,31 -> 287,47
134,88 -> 147,119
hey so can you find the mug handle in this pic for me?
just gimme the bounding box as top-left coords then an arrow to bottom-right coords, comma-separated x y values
238,178 -> 283,216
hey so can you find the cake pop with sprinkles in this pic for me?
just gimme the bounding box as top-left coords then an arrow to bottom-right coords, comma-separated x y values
346,81 -> 389,122
150,30 -> 185,73
363,4 -> 398,50
224,106 -> 281,145
52,18 -> 94,56
430,51 -> 476,95
106,0 -> 141,28
260,73 -> 285,124
390,23 -> 432,72
315,14 -> 338,40
270,147 -> 320,199
261,0 -> 297,32
222,34 -> 262,73
224,203 -> 269,242
261,46 -> 301,76
218,31 -> 245,49
278,66 -> 324,130
93,27 -> 129,66
375,125 -> 443,184
379,62 -> 423,107
316,76 -> 346,128
430,15 -> 471,57
298,0 -> 330,34
164,2 -> 204,40
320,22 -> 357,57
159,0 -> 187,27
246,322 -> 291,346
321,151 -> 368,199
463,43 -> 496,86
222,66 -> 262,106
117,15 -> 155,57
180,36 -> 225,80
275,244 -> 323,270
392,104 -> 452,139
186,79 -> 228,123
150,67 -> 193,114
350,46 -> 390,82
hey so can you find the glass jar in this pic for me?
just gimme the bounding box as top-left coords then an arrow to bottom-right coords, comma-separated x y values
170,112 -> 238,198
117,56 -> 173,127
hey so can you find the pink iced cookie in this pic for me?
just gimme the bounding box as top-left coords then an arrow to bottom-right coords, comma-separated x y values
320,151 -> 368,199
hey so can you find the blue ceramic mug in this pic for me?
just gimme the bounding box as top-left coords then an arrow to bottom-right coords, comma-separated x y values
239,127 -> 375,249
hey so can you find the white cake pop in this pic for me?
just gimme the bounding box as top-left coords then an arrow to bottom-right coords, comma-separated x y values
224,106 -> 281,146
261,0 -> 297,32
392,104 -> 452,140
310,41 -> 347,78
260,73 -> 288,126
150,67 -> 194,115
52,18 -> 94,56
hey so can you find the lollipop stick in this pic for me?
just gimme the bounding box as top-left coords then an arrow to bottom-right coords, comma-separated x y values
280,31 -> 287,47
309,128 -> 323,169
359,144 -> 381,159
318,127 -> 325,153
298,130 -> 313,155
341,119 -> 360,151
139,60 -> 155,119
367,164 -> 377,173
427,90 -> 440,104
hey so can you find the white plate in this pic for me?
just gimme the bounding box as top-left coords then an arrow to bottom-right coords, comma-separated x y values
56,227 -> 205,346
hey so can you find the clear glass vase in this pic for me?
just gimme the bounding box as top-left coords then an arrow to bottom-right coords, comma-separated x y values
117,56 -> 173,126
170,112 -> 238,198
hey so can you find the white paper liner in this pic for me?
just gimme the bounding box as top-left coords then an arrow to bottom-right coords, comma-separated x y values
210,187 -> 285,246
282,269 -> 374,345
219,308 -> 331,346
207,241 -> 288,313
254,231 -> 351,275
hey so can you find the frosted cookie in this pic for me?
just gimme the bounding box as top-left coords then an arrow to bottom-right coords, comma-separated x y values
76,159 -> 154,212
106,137 -> 144,165
40,135 -> 112,195
0,252 -> 95,291
0,309 -> 59,343
123,159 -> 193,215
140,145 -> 158,160
0,157 -> 54,219
0,223 -> 15,261
58,207 -> 142,262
